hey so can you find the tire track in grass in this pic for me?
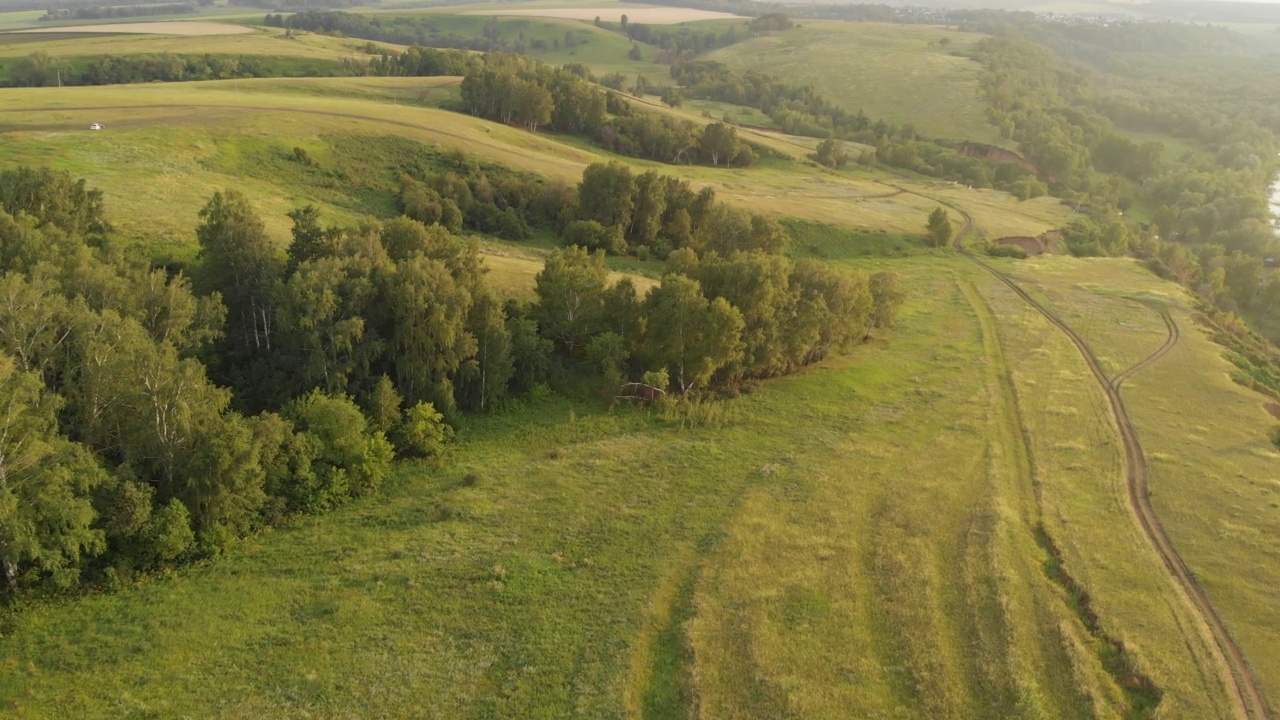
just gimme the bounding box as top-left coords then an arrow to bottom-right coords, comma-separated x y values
1111,307 -> 1179,390
946,206 -> 1270,720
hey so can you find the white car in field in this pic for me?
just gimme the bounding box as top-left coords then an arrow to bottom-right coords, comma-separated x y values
89,123 -> 103,130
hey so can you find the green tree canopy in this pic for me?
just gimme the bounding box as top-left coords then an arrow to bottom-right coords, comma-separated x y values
926,206 -> 953,247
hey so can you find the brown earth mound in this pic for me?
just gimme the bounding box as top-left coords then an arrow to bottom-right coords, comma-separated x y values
957,141 -> 1040,177
995,236 -> 1045,255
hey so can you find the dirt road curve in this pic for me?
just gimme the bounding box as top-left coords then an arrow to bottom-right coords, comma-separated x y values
1111,307 -> 1179,390
953,215 -> 1270,720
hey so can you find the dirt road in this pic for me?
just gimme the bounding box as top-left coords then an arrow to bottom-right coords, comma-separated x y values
953,215 -> 1270,720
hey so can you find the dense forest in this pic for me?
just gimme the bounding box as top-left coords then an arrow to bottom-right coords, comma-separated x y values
0,161 -> 903,598
967,32 -> 1279,328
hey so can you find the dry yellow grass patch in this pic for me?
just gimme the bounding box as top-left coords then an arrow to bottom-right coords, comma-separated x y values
15,21 -> 254,35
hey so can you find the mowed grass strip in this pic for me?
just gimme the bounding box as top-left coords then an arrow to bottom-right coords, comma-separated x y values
998,256 -> 1280,711
705,21 -> 1005,146
686,259 -> 1111,718
984,255 -> 1243,717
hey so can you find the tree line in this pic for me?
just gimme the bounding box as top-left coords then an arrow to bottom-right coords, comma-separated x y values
272,10 -> 571,54
0,162 -> 903,600
2,51 -> 345,88
970,35 -> 1279,316
960,25 -> 1280,406
40,3 -> 199,20
368,49 -> 761,168
668,59 -> 1039,193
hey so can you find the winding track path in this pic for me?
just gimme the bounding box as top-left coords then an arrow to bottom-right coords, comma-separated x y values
948,209 -> 1270,720
1111,307 -> 1179,390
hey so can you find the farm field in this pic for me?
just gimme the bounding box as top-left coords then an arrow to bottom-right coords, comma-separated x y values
0,11 -> 44,31
0,27 -> 386,61
350,14 -> 670,77
705,21 -> 1005,147
12,21 -> 253,35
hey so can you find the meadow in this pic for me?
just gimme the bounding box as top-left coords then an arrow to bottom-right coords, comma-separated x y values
0,78 -> 1069,256
3,247 -> 1273,716
705,21 -> 1005,147
0,256 -> 1109,717
0,14 -> 1275,717
999,257 -> 1280,706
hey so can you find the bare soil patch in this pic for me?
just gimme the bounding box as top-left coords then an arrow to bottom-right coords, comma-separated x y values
462,7 -> 744,24
15,21 -> 254,36
995,236 -> 1045,255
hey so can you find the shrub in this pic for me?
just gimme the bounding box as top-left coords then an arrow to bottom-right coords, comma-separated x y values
144,499 -> 195,566
563,219 -> 627,255
284,390 -> 394,503
398,401 -> 455,458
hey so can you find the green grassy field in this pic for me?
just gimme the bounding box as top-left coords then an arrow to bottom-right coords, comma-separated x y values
0,78 -> 1069,253
3,250 -> 1274,716
705,21 -> 1005,147
0,10 -> 44,31
373,14 -> 671,77
1,33 -> 1275,715
1000,257 -> 1280,707
0,26 -> 391,61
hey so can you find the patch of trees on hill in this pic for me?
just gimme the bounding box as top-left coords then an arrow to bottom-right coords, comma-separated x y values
593,14 -> 748,64
0,162 -> 902,600
973,37 -> 1276,249
560,161 -> 775,259
669,59 -> 1038,192
272,10 -> 561,53
370,49 -> 761,167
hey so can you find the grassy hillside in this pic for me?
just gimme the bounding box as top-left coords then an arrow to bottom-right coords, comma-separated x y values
4,37 -> 1274,716
0,10 -> 43,30
4,251 -> 1274,716
1000,257 -> 1280,705
0,78 -> 1069,253
361,13 -> 672,77
706,21 -> 1005,147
